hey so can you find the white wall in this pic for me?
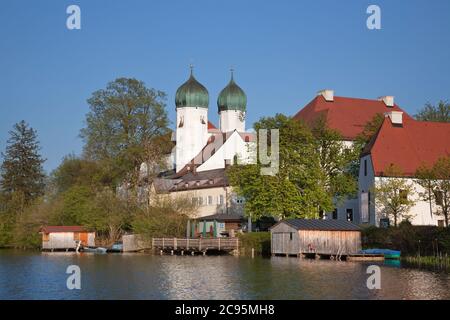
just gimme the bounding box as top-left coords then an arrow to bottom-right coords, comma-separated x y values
358,154 -> 444,226
220,110 -> 245,133
176,107 -> 208,172
373,176 -> 442,226
150,186 -> 244,218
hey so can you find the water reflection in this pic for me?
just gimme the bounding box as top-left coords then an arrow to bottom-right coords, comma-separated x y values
0,250 -> 449,300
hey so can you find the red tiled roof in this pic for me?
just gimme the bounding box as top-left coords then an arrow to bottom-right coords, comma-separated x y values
40,226 -> 88,233
293,95 -> 412,140
364,117 -> 450,177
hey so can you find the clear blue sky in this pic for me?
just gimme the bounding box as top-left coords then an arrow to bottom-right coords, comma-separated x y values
1,0 -> 449,172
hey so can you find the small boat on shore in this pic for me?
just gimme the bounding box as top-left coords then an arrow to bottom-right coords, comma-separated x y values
360,248 -> 401,259
107,242 -> 123,253
82,246 -> 107,254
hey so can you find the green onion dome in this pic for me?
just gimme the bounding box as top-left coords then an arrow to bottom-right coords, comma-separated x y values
217,70 -> 247,112
175,67 -> 209,109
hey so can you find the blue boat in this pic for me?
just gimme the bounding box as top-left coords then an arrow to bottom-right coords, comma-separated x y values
360,248 -> 401,259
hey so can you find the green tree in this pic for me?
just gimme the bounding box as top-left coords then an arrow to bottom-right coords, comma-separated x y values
227,114 -> 329,220
311,117 -> 357,206
416,156 -> 450,227
373,165 -> 417,227
415,101 -> 450,122
80,78 -> 170,189
50,154 -> 106,193
132,194 -> 197,240
0,120 -> 46,205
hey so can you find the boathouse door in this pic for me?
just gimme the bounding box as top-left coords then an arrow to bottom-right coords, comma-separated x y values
79,233 -> 88,245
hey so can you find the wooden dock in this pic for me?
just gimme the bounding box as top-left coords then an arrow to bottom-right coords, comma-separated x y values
272,252 -> 385,261
152,238 -> 239,254
346,253 -> 385,261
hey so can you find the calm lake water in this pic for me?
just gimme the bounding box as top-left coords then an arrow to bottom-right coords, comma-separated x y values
1,250 -> 450,300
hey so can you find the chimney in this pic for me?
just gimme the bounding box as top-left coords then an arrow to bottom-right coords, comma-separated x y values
384,111 -> 403,125
379,96 -> 394,107
318,89 -> 334,102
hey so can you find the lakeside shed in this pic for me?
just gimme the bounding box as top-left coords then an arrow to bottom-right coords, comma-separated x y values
40,226 -> 95,251
188,214 -> 245,238
270,219 -> 361,256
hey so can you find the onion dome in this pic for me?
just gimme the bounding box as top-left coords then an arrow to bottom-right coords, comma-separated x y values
175,66 -> 209,108
217,69 -> 247,112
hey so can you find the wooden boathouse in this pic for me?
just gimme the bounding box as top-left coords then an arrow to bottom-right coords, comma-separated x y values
270,219 -> 362,258
40,226 -> 95,251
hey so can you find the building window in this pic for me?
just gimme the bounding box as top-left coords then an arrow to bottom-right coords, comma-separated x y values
364,159 -> 367,176
289,232 -> 293,241
346,209 -> 353,222
208,196 -> 213,205
332,209 -> 338,220
192,197 -> 198,205
198,197 -> 204,206
219,195 -> 224,205
361,192 -> 369,223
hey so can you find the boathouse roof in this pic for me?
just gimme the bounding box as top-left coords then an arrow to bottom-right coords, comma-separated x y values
272,219 -> 361,231
40,226 -> 89,233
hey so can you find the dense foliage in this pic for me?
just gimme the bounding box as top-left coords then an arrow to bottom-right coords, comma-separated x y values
362,222 -> 450,256
238,232 -> 271,256
227,114 -> 357,220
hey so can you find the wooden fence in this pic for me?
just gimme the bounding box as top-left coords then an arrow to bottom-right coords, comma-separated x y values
152,238 -> 239,252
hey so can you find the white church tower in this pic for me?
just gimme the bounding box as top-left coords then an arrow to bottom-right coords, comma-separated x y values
218,69 -> 247,133
175,66 -> 209,172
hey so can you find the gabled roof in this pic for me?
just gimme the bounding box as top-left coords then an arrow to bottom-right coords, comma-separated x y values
40,226 -> 89,233
153,168 -> 228,193
175,130 -> 256,176
293,95 -> 412,140
198,213 -> 244,221
363,117 -> 450,177
272,219 -> 361,231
